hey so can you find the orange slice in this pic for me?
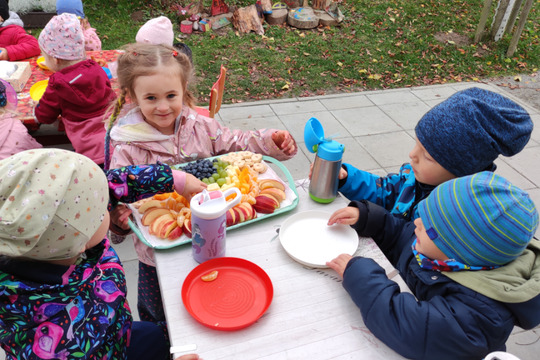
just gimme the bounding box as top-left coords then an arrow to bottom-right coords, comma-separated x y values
201,270 -> 219,282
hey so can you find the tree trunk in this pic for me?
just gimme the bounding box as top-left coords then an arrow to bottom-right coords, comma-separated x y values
232,5 -> 265,35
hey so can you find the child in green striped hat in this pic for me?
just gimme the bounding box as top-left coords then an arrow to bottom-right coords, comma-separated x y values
327,171 -> 540,359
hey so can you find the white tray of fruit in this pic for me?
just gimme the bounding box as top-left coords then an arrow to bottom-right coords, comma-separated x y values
128,153 -> 299,249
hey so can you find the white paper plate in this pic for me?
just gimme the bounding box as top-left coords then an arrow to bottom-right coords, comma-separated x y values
279,210 -> 359,268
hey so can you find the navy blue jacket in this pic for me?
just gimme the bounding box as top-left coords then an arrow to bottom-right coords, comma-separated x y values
343,200 -> 540,360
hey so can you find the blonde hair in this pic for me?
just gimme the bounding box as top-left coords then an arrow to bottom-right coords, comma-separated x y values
104,43 -> 196,169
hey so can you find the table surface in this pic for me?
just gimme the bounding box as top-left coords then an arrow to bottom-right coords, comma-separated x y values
154,179 -> 410,359
16,50 -> 120,129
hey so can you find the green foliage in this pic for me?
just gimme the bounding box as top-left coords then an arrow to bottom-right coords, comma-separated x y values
83,0 -> 539,105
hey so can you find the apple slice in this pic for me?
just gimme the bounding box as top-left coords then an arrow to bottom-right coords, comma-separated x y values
252,194 -> 280,214
258,179 -> 286,192
226,208 -> 237,227
233,205 -> 246,223
237,202 -> 255,221
183,218 -> 192,238
158,220 -> 178,239
150,213 -> 175,235
141,208 -> 171,226
259,188 -> 286,203
167,224 -> 183,240
138,199 -> 166,214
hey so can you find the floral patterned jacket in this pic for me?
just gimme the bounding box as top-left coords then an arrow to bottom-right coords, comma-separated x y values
0,163 -> 175,359
0,240 -> 132,359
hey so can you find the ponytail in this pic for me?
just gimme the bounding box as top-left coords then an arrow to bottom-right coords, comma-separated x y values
103,92 -> 126,170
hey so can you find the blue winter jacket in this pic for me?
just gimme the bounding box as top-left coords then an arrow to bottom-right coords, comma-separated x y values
343,200 -> 540,360
338,163 -> 429,220
338,162 -> 496,221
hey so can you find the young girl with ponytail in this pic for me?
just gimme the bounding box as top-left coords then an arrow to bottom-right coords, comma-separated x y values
104,42 -> 297,332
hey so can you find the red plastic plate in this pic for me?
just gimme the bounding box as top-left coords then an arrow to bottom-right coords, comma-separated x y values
181,257 -> 273,331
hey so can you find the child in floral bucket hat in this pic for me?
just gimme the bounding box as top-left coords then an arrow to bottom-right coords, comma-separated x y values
34,13 -> 115,167
0,149 -> 171,359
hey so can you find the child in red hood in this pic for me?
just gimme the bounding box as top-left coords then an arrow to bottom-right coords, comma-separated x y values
0,0 -> 40,61
34,13 -> 115,167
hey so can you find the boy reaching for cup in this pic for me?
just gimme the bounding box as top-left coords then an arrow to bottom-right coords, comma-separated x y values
326,87 -> 533,221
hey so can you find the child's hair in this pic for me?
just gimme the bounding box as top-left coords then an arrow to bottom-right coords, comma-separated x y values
173,42 -> 193,64
0,79 -> 18,117
417,171 -> 539,268
415,87 -> 532,177
0,0 -> 9,22
0,148 -> 108,261
38,13 -> 85,61
103,42 -> 196,169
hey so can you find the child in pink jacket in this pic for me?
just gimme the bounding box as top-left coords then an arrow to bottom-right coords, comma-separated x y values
34,13 -> 115,166
105,42 -> 297,329
0,79 -> 42,160
56,0 -> 102,51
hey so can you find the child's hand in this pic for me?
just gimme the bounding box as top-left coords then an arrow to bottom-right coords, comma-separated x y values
110,204 -> 132,230
326,254 -> 353,278
175,355 -> 200,360
327,206 -> 359,226
182,174 -> 207,200
308,163 -> 348,180
0,48 -> 7,61
272,130 -> 297,156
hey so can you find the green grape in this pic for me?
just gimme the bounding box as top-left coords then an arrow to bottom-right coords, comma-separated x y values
217,178 -> 226,186
202,178 -> 209,183
212,173 -> 220,180
208,177 -> 216,183
218,170 -> 227,178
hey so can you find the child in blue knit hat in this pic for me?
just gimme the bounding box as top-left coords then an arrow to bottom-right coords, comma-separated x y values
327,171 -> 540,360
329,87 -> 533,222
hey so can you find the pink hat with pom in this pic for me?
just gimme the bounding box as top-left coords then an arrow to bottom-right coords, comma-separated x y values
135,16 -> 174,46
38,13 -> 85,60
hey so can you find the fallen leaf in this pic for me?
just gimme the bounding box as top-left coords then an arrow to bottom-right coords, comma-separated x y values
514,76 -> 522,82
303,52 -> 311,56
368,74 -> 382,80
282,82 -> 290,90
337,61 -> 343,67
358,69 -> 368,74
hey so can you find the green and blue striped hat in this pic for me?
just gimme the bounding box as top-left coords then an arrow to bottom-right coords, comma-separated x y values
417,172 -> 538,267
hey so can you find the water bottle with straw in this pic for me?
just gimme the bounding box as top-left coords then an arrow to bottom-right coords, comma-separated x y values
304,117 -> 345,203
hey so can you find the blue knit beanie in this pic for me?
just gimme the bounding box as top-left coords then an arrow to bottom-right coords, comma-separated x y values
56,0 -> 85,18
415,88 -> 532,177
417,172 -> 539,267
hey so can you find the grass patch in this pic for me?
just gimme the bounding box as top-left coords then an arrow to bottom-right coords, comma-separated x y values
82,0 -> 539,105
